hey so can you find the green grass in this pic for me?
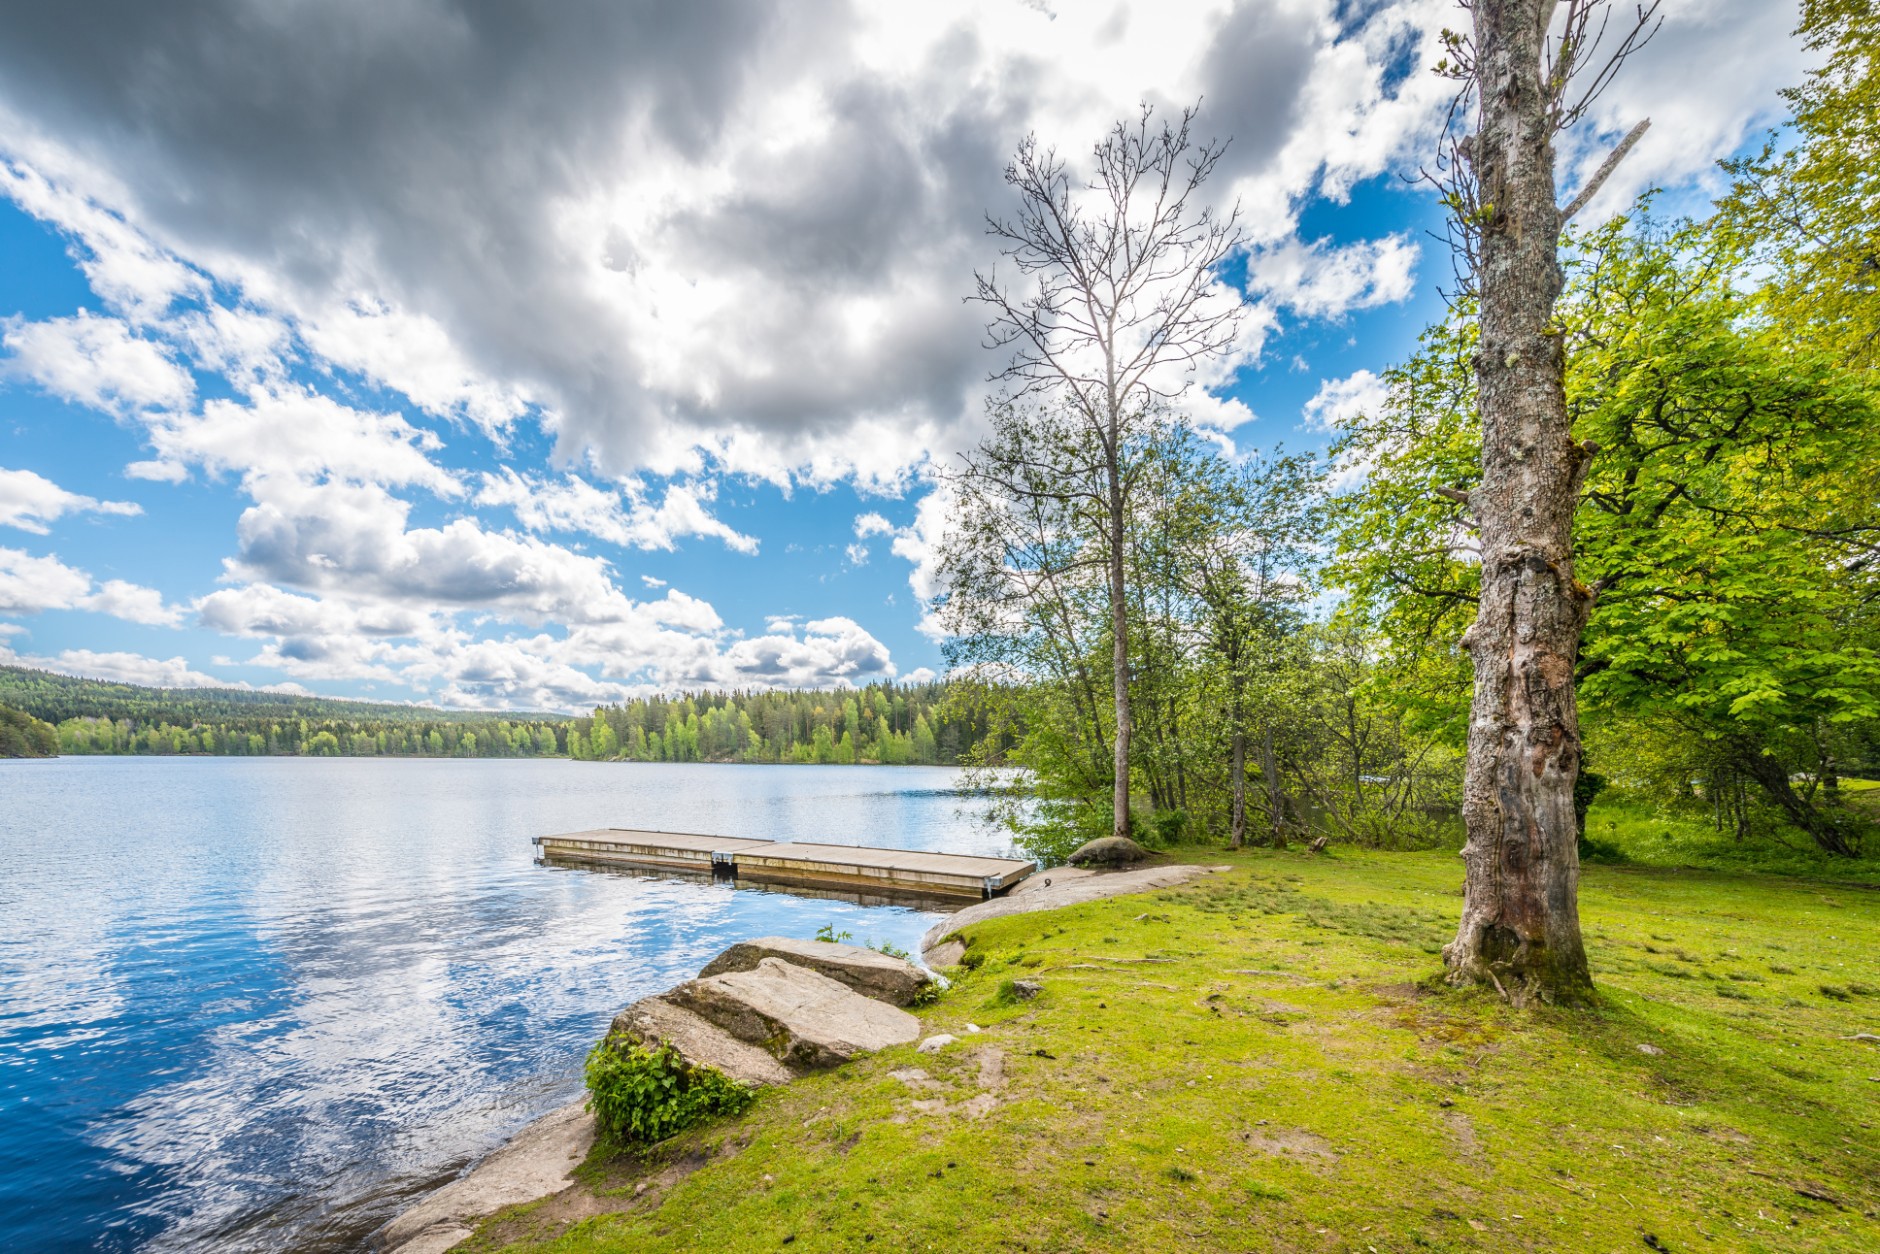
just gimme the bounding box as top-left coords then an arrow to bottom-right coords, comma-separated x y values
1582,793 -> 1879,881
462,846 -> 1880,1253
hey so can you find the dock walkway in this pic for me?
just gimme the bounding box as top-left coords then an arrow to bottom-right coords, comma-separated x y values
532,828 -> 1035,900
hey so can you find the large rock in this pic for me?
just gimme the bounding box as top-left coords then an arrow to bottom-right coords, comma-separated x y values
1066,835 -> 1152,867
698,936 -> 934,1007
920,863 -> 1220,964
667,957 -> 920,1070
610,994 -> 795,1086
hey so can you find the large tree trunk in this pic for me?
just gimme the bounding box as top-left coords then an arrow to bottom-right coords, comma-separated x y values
1443,0 -> 1595,1005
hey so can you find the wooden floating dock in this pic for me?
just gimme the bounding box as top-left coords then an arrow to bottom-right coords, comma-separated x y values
532,828 -> 1036,900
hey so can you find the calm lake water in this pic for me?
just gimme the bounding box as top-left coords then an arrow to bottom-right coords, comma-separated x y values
0,758 -> 1010,1253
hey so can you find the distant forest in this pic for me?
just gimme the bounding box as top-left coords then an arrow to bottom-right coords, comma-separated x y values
570,683 -> 980,765
0,666 -> 976,764
0,666 -> 570,757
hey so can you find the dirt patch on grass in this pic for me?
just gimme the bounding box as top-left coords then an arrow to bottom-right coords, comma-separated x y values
1242,1126 -> 1338,1165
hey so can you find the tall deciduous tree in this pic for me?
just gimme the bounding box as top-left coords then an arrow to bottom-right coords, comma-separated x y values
973,104 -> 1245,841
1428,0 -> 1657,1004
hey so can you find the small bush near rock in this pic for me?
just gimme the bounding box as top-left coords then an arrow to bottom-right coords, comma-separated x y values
585,1034 -> 755,1144
987,977 -> 1043,1009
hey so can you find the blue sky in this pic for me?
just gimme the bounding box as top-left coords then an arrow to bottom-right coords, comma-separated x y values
0,1 -> 1809,711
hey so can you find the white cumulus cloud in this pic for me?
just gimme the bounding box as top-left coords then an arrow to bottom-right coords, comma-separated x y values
0,467 -> 141,534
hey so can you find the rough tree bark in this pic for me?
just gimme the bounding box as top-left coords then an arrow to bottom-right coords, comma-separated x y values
1443,0 -> 1602,1005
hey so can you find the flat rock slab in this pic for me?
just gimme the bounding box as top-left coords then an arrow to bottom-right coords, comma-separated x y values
381,1098 -> 594,1253
921,863 -> 1218,964
698,936 -> 933,1007
668,957 -> 919,1070
611,994 -> 796,1087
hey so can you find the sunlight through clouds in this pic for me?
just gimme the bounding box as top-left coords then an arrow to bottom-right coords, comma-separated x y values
0,0 -> 1812,706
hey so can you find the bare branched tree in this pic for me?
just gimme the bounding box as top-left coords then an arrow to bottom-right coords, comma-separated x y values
972,102 -> 1245,842
1424,0 -> 1659,1005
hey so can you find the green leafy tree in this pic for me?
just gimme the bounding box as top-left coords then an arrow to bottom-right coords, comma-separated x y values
1333,214 -> 1880,855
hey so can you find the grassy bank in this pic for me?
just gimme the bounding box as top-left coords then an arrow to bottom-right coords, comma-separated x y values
1583,791 -> 1880,882
459,842 -> 1879,1253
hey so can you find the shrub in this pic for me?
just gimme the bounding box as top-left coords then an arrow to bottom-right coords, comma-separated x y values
584,1034 -> 755,1144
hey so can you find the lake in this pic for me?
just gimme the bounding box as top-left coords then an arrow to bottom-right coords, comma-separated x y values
0,757 -> 1010,1253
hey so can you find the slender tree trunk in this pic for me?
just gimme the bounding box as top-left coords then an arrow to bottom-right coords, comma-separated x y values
1261,722 -> 1287,850
1108,445 -> 1132,841
1443,0 -> 1595,1005
1229,674 -> 1247,849
1737,746 -> 1858,856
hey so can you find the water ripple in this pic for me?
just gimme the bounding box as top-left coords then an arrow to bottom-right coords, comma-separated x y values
0,758 -> 1004,1252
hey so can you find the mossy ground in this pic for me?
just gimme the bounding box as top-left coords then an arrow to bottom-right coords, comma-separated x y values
459,828 -> 1880,1253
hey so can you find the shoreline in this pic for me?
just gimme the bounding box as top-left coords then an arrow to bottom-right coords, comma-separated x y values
375,861 -> 1219,1252
378,1099 -> 597,1254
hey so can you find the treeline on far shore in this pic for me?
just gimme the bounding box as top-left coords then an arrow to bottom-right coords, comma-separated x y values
0,667 -> 573,758
568,683 -> 981,765
0,666 -> 979,765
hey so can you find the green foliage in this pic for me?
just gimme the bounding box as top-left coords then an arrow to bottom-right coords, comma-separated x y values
814,923 -> 854,944
985,977 -> 1030,1009
1330,211 -> 1880,854
572,682 -> 972,765
1720,0 -> 1880,366
0,701 -> 57,757
942,418 -> 1337,859
584,1034 -> 755,1145
0,665 -> 568,758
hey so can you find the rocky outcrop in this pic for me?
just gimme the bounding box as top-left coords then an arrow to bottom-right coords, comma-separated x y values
380,1099 -> 594,1254
666,957 -> 920,1070
610,995 -> 795,1086
697,936 -> 933,1007
921,862 -> 1221,965
384,937 -> 932,1253
1066,835 -> 1152,866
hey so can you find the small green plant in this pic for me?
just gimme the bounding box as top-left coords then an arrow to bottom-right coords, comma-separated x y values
815,923 -> 854,944
867,939 -> 911,961
909,979 -> 943,1007
584,1034 -> 755,1145
958,949 -> 986,971
986,977 -> 1037,1009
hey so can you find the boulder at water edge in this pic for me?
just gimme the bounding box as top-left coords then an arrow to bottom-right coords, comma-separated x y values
610,995 -> 796,1086
698,935 -> 934,1006
668,957 -> 920,1070
1065,835 -> 1152,867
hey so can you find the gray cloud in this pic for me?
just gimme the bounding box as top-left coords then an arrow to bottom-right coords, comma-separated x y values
0,0 -> 1479,484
